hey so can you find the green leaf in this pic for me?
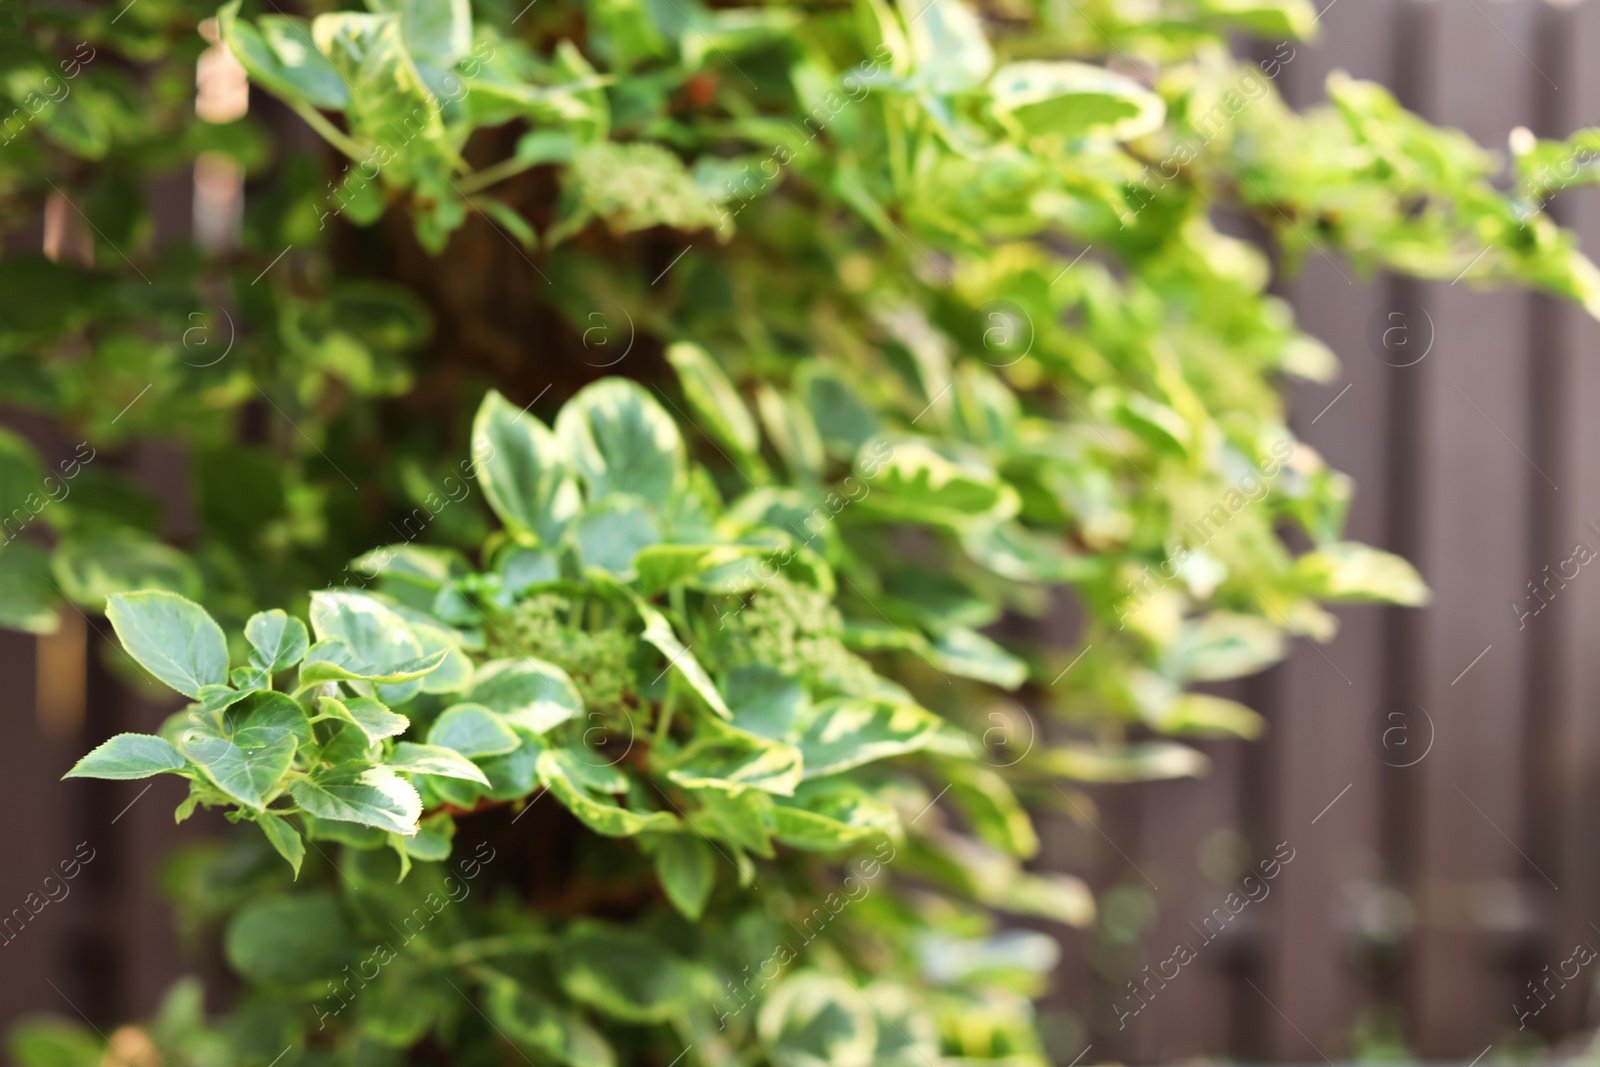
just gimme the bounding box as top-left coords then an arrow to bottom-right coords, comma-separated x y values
105,591 -> 229,699
555,379 -> 685,506
556,142 -> 724,242
0,427 -> 44,524
648,834 -> 714,919
1292,542 -> 1430,606
557,922 -> 696,1023
629,594 -> 731,718
724,665 -> 810,741
771,779 -> 899,851
941,763 -> 1037,858
572,498 -> 660,577
64,733 -> 185,780
0,541 -> 59,633
486,980 -> 618,1067
197,684 -> 252,717
1149,693 -> 1265,739
246,609 -> 310,674
1041,741 -> 1210,782
468,658 -> 583,734
428,702 -> 520,757
389,741 -> 491,785
537,749 -> 677,837
797,364 -> 878,460
794,700 -> 942,778
665,342 -> 759,458
318,695 -> 410,745
1197,0 -> 1317,39
927,626 -> 1027,688
495,545 -> 561,602
231,690 -> 316,750
358,967 -> 441,1046
53,533 -> 201,610
231,665 -> 270,692
755,385 -> 824,484
997,873 -> 1095,926
177,726 -> 294,812
369,0 -> 472,67
308,591 -> 441,701
480,735 -> 547,800
298,641 -> 450,689
6,1017 -> 101,1067
397,811 -> 456,862
989,61 -> 1166,140
663,729 -> 803,797
686,787 -> 774,857
961,521 -> 1089,582
1164,612 -> 1286,682
225,892 -> 355,985
856,439 -> 1017,529
289,763 -> 422,835
907,0 -> 993,94
472,389 -> 582,545
257,815 -> 306,878
219,3 -> 351,110
758,973 -> 877,1067
633,543 -> 766,597
301,813 -> 387,848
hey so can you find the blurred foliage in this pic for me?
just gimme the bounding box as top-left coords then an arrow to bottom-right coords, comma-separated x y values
3,0 -> 1595,1062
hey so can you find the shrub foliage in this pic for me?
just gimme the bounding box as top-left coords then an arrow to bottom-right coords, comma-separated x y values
4,0 -> 1596,1063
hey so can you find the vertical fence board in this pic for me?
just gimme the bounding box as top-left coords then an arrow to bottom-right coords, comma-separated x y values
1269,0 -> 1407,1057
1542,0 -> 1600,1042
1408,0 -> 1545,1053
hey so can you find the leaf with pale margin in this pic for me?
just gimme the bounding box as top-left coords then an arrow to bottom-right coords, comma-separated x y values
318,695 -> 409,746
794,699 -> 942,779
665,341 -> 759,458
246,609 -> 310,674
64,733 -> 185,780
468,658 -> 582,734
555,378 -> 685,505
257,815 -> 306,878
428,702 -> 520,757
289,763 -> 422,835
537,750 -> 677,837
218,2 -> 351,110
388,741 -> 491,786
105,591 -> 229,699
646,834 -> 714,919
178,727 -> 295,812
472,389 -> 581,545
627,592 -> 731,719
308,591 -> 434,702
298,638 -> 449,689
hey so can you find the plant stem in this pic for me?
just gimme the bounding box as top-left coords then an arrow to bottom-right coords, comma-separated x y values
290,101 -> 367,161
456,156 -> 539,195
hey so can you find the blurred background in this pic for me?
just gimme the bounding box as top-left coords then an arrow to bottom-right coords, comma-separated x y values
7,0 -> 1600,1062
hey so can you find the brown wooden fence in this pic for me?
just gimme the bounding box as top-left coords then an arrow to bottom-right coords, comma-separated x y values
7,0 -> 1600,1062
1035,0 -> 1600,1060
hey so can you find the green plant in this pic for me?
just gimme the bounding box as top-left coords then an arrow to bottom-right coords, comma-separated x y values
58,383 -> 1083,1066
5,0 -> 1598,1062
